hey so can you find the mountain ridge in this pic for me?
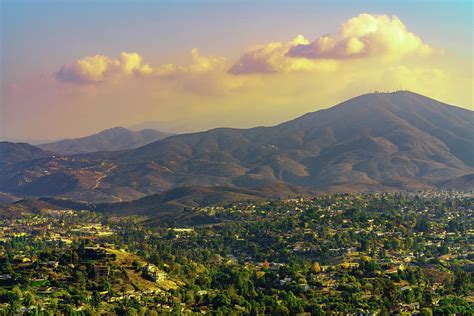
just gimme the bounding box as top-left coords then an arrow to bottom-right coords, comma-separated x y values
38,126 -> 174,154
1,91 -> 472,203
110,91 -> 472,188
0,183 -> 319,221
0,142 -> 55,169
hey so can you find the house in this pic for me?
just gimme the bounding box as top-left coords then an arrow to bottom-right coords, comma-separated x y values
94,265 -> 110,278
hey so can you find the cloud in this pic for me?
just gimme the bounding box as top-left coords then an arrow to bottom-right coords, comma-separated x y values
56,54 -> 119,84
119,52 -> 153,75
143,48 -> 227,79
55,52 -> 153,84
56,49 -> 225,84
230,14 -> 433,75
230,35 -> 337,75
56,13 -> 433,82
288,14 -> 432,59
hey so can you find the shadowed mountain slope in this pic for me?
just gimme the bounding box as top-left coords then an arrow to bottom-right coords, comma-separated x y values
0,142 -> 54,169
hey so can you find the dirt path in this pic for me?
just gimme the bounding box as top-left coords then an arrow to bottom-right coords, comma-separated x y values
92,164 -> 117,189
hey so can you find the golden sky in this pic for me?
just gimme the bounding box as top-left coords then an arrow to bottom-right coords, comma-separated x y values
1,3 -> 473,141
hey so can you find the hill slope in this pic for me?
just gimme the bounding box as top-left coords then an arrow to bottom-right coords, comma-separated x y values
0,142 -> 54,169
0,183 -> 316,223
1,91 -> 472,202
111,91 -> 473,191
38,127 -> 173,154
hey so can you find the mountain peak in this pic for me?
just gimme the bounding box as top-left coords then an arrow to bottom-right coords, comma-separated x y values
322,90 -> 471,117
99,126 -> 131,134
340,90 -> 424,105
38,127 -> 173,155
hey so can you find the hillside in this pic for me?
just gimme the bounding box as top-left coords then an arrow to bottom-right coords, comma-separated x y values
111,91 -> 473,191
437,173 -> 474,191
0,142 -> 54,169
38,127 -> 173,154
0,199 -> 61,218
0,91 -> 472,202
39,183 -> 314,213
0,183 -> 316,223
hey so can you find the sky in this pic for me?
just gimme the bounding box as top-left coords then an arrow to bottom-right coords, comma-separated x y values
1,0 -> 473,141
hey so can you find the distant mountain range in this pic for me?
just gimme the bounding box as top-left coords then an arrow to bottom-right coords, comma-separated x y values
38,127 -> 174,154
0,91 -> 472,206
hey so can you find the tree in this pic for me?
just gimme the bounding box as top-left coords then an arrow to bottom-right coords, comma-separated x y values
415,217 -> 430,233
359,238 -> 370,252
284,291 -> 304,314
312,261 -> 321,274
92,291 -> 101,309
23,291 -> 36,307
212,293 -> 231,309
453,268 -> 471,294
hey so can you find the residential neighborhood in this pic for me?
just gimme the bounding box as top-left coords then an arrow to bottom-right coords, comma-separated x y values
0,191 -> 472,314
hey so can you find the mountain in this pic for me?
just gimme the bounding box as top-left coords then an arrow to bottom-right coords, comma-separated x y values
0,142 -> 54,169
112,91 -> 473,191
0,91 -> 472,202
38,127 -> 173,154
